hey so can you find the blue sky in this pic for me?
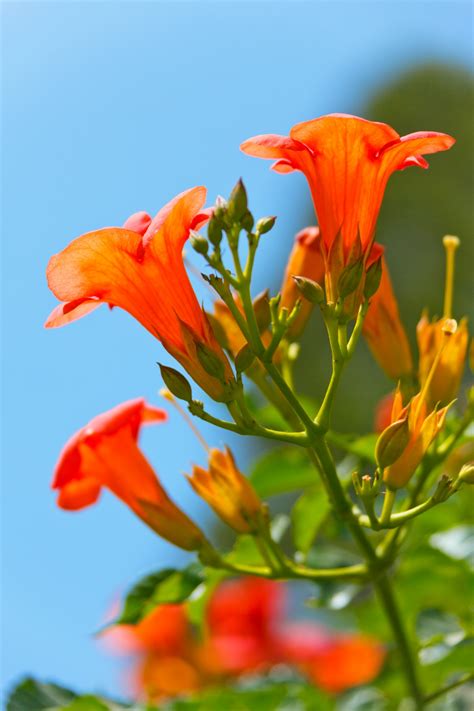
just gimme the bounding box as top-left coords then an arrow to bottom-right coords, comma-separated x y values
2,0 -> 472,700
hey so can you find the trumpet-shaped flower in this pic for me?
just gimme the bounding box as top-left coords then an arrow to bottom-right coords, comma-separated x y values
241,115 -> 454,302
280,226 -> 325,338
417,313 -> 468,409
52,398 -> 206,550
45,187 -> 234,401
383,389 -> 450,489
187,447 -> 263,533
363,256 -> 414,381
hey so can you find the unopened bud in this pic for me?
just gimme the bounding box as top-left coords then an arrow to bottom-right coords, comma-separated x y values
256,216 -> 277,235
241,210 -> 254,232
190,231 -> 209,255
432,474 -> 455,503
338,258 -> 364,299
364,256 -> 383,299
227,179 -> 248,223
292,276 -> 325,304
208,217 -> 223,246
375,417 -> 410,469
159,364 -> 192,402
196,342 -> 226,381
235,344 -> 255,373
457,462 -> 474,485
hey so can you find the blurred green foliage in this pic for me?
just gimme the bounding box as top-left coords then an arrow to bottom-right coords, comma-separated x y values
297,63 -> 474,433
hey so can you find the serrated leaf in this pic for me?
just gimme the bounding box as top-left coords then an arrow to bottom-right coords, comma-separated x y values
118,564 -> 204,625
291,485 -> 329,553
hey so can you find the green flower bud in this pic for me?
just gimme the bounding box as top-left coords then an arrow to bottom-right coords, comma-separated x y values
375,417 -> 410,469
292,276 -> 325,304
159,364 -> 193,402
241,210 -> 254,232
338,258 -> 364,299
256,216 -> 277,235
364,255 -> 383,299
190,231 -> 209,255
458,462 -> 474,485
196,342 -> 225,381
235,344 -> 255,373
227,179 -> 248,223
207,217 -> 223,247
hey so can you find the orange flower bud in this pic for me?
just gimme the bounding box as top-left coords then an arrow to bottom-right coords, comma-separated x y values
383,389 -> 450,489
52,399 -> 206,551
187,447 -> 263,533
417,313 -> 468,409
280,227 -> 325,339
363,257 -> 413,381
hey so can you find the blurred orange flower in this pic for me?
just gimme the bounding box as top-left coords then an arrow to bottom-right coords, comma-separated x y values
242,114 -> 454,304
363,256 -> 414,381
45,187 -> 233,401
52,398 -> 206,550
106,577 -> 385,700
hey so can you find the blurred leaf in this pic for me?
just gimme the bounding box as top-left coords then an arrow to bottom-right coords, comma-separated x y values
397,547 -> 474,633
6,679 -> 76,711
337,686 -> 388,711
64,698 -> 110,711
430,525 -> 474,566
250,447 -> 318,497
416,608 -> 464,646
227,534 -> 267,567
118,563 -> 204,625
163,680 -> 333,710
6,679 -> 130,711
420,637 -> 474,692
186,568 -> 226,632
292,484 -> 329,553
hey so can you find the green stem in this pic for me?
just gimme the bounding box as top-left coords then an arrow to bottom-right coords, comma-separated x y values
380,488 -> 397,526
374,574 -> 424,709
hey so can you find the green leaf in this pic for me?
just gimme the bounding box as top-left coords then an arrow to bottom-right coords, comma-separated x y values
118,563 -> 204,625
6,678 -> 77,711
430,525 -> 474,566
6,679 -> 131,711
64,698 -> 110,711
291,484 -> 329,553
250,447 -> 317,497
186,568 -> 226,631
421,637 -> 474,691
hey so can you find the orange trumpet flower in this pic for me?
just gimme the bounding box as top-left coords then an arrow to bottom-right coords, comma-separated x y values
241,114 -> 454,302
363,256 -> 414,381
280,226 -> 325,338
45,187 -> 234,401
52,398 -> 206,551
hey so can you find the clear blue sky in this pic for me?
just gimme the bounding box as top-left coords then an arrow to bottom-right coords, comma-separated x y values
2,0 -> 472,700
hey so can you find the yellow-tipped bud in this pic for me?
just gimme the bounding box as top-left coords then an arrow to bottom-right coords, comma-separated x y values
187,447 -> 263,533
